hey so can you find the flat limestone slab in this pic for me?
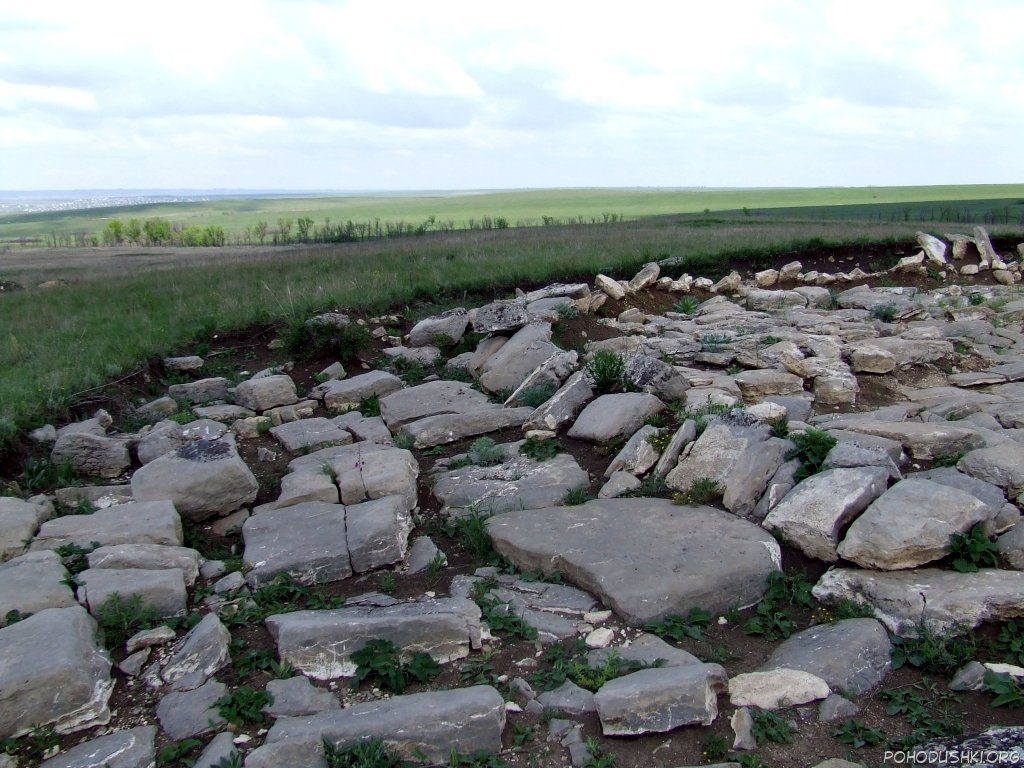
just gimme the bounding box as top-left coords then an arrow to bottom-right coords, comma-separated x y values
251,686 -> 505,766
242,502 -> 351,589
30,501 -> 183,552
0,550 -> 75,626
813,567 -> 1024,636
380,380 -> 494,429
487,498 -> 782,624
401,407 -> 535,448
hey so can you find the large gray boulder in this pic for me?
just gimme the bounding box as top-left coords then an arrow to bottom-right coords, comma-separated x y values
594,663 -> 727,735
380,380 -> 493,429
846,338 -> 953,373
479,323 -> 557,394
837,478 -> 992,569
567,393 -> 665,443
0,497 -> 52,561
823,421 -> 984,460
266,597 -> 482,679
622,355 -> 690,400
51,432 -> 130,479
329,446 -> 418,510
813,567 -> 1024,636
733,369 -> 804,402
155,679 -> 226,740
270,418 -> 353,454
409,308 -> 469,347
243,502 -> 351,588
39,725 -> 156,768
0,606 -> 113,739
249,686 -> 505,766
85,543 -> 201,586
472,299 -> 529,333
160,613 -> 231,690
315,371 -> 404,410
488,499 -> 781,624
76,567 -> 187,618
761,619 -> 892,695
0,550 -> 75,626
401,407 -> 535,449
234,374 -> 298,412
166,377 -> 229,405
131,439 -> 258,521
525,371 -> 595,432
958,446 -> 1024,497
31,500 -> 183,551
762,467 -> 890,562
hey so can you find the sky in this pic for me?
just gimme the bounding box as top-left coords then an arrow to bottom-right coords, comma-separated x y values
1,0 -> 1022,191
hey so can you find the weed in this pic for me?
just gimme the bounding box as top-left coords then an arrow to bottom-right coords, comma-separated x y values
4,609 -> 31,624
425,551 -> 447,585
742,602 -> 795,641
54,541 -> 99,574
751,709 -> 793,745
230,639 -> 276,675
786,428 -> 837,483
351,639 -> 441,694
445,507 -> 496,563
448,751 -> 512,768
813,598 -> 875,623
673,296 -> 700,315
19,457 -> 78,493
213,754 -> 243,768
377,571 -> 398,595
562,487 -> 592,506
95,593 -> 159,649
519,436 -> 559,461
697,645 -> 736,664
646,429 -> 672,452
392,433 -> 415,450
586,350 -> 626,394
879,680 -> 966,745
285,318 -> 371,363
644,412 -> 668,429
357,394 -> 381,417
391,356 -> 430,383
770,419 -> 790,438
701,733 -> 729,762
993,620 -> 1024,666
984,670 -> 1024,708
517,384 -> 557,408
700,332 -> 732,353
832,719 -> 885,748
530,641 -> 657,693
0,724 -> 60,765
555,302 -> 580,321
157,738 -> 203,766
677,399 -> 740,436
871,303 -> 897,322
673,478 -> 723,506
644,608 -> 712,642
439,364 -> 474,383
488,388 -> 513,404
968,292 -> 986,306
467,437 -> 505,467
948,525 -> 1000,572
736,755 -> 769,768
621,473 -> 667,498
761,335 -> 782,346
890,625 -> 977,674
476,596 -> 538,642
762,569 -> 815,609
583,737 -> 616,768
933,451 -> 965,468
215,686 -> 273,726
512,723 -> 536,747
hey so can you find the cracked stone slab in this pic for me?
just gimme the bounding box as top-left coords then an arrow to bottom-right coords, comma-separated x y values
39,725 -> 156,768
488,498 -> 781,624
595,664 -> 727,734
31,501 -> 183,552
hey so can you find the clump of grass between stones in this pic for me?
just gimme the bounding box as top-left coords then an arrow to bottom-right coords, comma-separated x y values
94,593 -> 160,650
467,436 -> 505,467
786,428 -> 837,483
672,477 -> 723,506
323,737 -> 403,768
350,639 -> 441,694
562,487 -> 592,506
214,686 -> 273,726
519,436 -> 559,461
516,384 -> 557,408
948,524 -> 1000,572
585,350 -> 625,394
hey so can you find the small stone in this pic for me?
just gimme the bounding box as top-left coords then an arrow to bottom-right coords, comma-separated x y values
731,707 -> 756,750
585,627 -> 614,648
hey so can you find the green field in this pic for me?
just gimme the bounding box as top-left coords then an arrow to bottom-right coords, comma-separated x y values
3,185 -> 1024,245
1,184 -> 1023,452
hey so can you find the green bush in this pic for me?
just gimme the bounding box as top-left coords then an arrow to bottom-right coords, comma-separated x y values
787,428 -> 837,483
948,524 -> 1000,572
351,639 -> 441,694
467,437 -> 505,467
519,436 -> 560,461
585,350 -> 625,394
516,384 -> 557,408
215,686 -> 273,726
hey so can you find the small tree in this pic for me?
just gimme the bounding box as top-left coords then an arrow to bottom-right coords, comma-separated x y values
123,218 -> 142,245
253,220 -> 268,245
101,219 -> 124,246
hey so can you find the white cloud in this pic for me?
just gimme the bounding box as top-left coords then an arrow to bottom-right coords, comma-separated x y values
0,0 -> 1020,188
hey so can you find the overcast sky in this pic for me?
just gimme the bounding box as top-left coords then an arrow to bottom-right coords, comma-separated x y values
1,0 -> 1022,191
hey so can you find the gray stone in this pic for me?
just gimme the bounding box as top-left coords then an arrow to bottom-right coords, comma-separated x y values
488,499 -> 781,624
192,404 -> 255,423
131,439 -> 258,521
950,661 -> 988,692
838,478 -> 992,569
0,551 -> 75,626
345,495 -> 413,573
958,446 -> 1024,497
505,351 -> 579,406
728,669 -> 830,709
160,613 -> 230,689
345,415 -> 393,445
406,536 -> 445,574
316,371 -> 404,410
847,337 -> 953,373
77,568 -> 187,618
118,649 -> 149,676
917,232 -> 948,263
622,355 -> 690,400
745,289 -> 807,311
824,442 -> 902,480
39,725 -> 156,768
812,567 -> 1024,636
594,664 -> 727,735
762,468 -> 890,562
167,377 -> 229,405
252,686 -> 505,766
587,633 -> 702,671
525,371 -> 595,432
472,299 -> 530,333
193,732 -> 238,768
266,597 -> 482,679
270,418 -> 353,454
733,369 -> 804,402
826,421 -> 984,460
328,446 -> 418,510
0,497 -> 50,561
627,261 -> 660,292
402,407 -> 535,449
265,676 -> 340,717
537,680 -> 596,715
595,274 -> 627,300
762,619 -> 891,695
604,425 -> 661,477
476,577 -> 598,643
31,500 -> 183,551
467,336 -> 508,375
479,323 -> 557,394
126,625 -> 176,654
567,393 -> 665,443
86,544 -> 201,586
242,502 -> 351,589
136,397 -> 178,420
731,707 -> 756,750
51,432 -> 130,479
155,679 -> 226,740
382,345 -> 442,365
272,469 -> 340,509
598,471 -> 641,498
913,466 -> 1008,517
997,524 -> 1024,570
0,606 -> 113,739
652,420 -> 697,479
818,694 -> 860,723
432,451 -> 589,517
380,380 -> 493,429
409,308 -> 469,347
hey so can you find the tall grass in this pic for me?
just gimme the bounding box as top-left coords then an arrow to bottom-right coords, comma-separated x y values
0,216 -> 975,444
